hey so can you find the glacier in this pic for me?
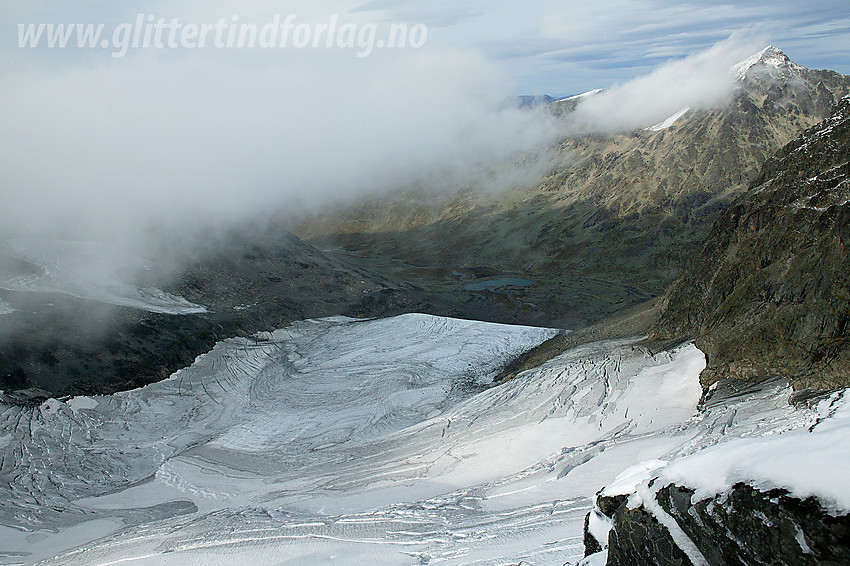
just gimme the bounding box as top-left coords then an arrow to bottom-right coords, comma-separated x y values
0,314 -> 831,565
0,238 -> 206,315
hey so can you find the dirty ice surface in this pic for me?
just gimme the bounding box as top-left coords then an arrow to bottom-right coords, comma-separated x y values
0,314 -> 823,565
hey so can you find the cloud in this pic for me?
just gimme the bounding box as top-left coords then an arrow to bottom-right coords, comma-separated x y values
0,13 -> 561,255
566,33 -> 766,132
371,0 -> 850,95
353,0 -> 487,27
1,0 -> 845,261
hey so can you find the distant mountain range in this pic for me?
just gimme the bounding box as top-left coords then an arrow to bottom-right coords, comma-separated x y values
512,90 -> 605,109
512,94 -> 556,108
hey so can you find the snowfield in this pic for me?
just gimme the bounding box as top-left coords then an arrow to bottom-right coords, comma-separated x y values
0,314 -> 838,565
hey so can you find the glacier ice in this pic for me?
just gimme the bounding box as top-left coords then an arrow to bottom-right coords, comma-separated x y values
0,314 -> 828,565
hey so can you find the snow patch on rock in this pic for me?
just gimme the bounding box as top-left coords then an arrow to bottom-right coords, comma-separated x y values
647,107 -> 689,131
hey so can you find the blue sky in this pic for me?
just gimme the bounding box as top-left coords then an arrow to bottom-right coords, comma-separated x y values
3,1 -> 848,95
360,0 -> 850,95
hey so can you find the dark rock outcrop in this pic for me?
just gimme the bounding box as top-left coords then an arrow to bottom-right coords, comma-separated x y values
653,95 -> 850,390
593,483 -> 850,566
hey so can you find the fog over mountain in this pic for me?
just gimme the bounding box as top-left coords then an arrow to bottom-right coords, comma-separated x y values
0,49 -> 559,253
567,34 -> 765,132
3,16 -> 763,262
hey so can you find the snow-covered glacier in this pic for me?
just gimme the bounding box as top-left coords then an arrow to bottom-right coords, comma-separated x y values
0,314 -> 829,565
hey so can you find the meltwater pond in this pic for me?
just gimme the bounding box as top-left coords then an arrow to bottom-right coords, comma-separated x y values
0,314 -> 822,565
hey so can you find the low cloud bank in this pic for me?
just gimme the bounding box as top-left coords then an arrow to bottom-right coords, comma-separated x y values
1,46 -> 561,254
1,13 -> 763,261
568,34 -> 765,132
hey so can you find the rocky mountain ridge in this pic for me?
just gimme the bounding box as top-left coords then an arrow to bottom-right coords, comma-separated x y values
653,94 -> 850,390
296,47 -> 850,327
589,482 -> 850,566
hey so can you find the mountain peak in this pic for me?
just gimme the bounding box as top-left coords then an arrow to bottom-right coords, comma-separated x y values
734,45 -> 801,80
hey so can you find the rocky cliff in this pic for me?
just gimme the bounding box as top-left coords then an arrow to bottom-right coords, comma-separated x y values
588,483 -> 850,566
580,94 -> 850,566
653,94 -> 850,390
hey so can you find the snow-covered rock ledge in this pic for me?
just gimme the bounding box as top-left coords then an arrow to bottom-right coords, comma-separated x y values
582,389 -> 850,566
